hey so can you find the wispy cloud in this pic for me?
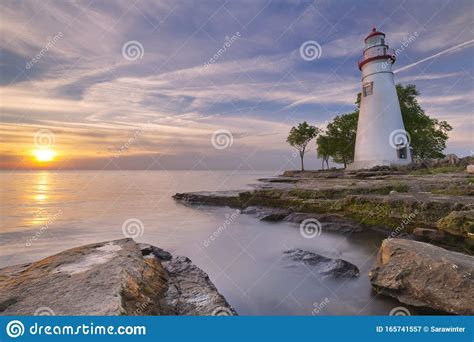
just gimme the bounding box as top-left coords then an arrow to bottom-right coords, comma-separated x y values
397,72 -> 463,83
394,39 -> 474,73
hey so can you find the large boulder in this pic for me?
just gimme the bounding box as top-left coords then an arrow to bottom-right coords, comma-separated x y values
440,154 -> 460,165
369,238 -> 474,315
423,154 -> 460,168
0,239 -> 235,316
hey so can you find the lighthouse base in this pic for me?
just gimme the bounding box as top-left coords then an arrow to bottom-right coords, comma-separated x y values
347,158 -> 412,171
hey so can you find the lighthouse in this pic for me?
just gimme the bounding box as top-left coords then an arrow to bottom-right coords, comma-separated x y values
349,28 -> 412,170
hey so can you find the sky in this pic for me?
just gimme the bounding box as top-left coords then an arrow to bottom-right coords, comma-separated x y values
1,0 -> 473,171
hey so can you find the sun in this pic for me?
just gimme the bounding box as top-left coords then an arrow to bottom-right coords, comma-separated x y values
33,149 -> 56,162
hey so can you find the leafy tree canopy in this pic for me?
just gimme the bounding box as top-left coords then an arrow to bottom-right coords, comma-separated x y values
316,112 -> 358,168
392,84 -> 452,160
287,121 -> 320,171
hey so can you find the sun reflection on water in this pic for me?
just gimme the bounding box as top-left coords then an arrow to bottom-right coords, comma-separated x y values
33,172 -> 50,202
27,172 -> 52,226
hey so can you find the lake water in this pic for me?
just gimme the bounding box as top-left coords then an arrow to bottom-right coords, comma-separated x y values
0,170 -> 409,315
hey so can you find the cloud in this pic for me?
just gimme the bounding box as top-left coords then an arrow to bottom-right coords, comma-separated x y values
397,72 -> 463,83
1,0 -> 472,169
394,39 -> 474,73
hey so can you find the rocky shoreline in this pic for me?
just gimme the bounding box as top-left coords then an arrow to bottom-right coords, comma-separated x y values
0,239 -> 235,316
174,166 -> 474,314
174,169 -> 473,252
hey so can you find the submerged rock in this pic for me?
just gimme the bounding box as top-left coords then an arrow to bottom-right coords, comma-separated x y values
369,238 -> 474,315
283,249 -> 360,278
242,206 -> 292,221
0,239 -> 235,316
283,212 -> 363,233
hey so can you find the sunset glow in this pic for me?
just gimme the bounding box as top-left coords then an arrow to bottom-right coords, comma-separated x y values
0,1 -> 472,171
33,149 -> 56,163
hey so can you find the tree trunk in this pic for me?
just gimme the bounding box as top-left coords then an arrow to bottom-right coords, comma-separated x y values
300,151 -> 305,171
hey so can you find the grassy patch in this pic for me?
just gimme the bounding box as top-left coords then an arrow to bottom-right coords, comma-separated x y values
288,183 -> 409,200
409,165 -> 465,175
432,187 -> 473,196
388,182 -> 410,193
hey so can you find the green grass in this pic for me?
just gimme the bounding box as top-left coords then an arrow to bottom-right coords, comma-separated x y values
288,183 -> 409,200
409,165 -> 465,175
432,187 -> 473,196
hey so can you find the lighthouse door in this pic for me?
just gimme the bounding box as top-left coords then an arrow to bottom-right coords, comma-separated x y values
397,145 -> 407,159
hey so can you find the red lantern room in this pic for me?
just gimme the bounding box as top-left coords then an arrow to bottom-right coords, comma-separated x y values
358,27 -> 395,70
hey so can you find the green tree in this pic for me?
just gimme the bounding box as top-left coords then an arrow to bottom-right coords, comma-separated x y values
316,134 -> 330,170
395,84 -> 452,160
287,122 -> 320,171
316,113 -> 358,168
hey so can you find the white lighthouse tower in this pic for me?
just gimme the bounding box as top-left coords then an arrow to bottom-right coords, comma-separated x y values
349,28 -> 412,170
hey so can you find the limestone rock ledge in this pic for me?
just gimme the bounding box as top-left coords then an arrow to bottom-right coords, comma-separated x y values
0,239 -> 236,316
369,238 -> 474,315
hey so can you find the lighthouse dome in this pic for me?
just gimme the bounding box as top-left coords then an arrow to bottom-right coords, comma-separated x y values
358,27 -> 395,70
364,28 -> 386,49
364,27 -> 385,41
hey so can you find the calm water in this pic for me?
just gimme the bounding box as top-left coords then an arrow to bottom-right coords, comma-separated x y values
0,170 -> 406,315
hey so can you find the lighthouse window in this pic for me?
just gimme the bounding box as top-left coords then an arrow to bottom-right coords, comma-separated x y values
363,82 -> 373,97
